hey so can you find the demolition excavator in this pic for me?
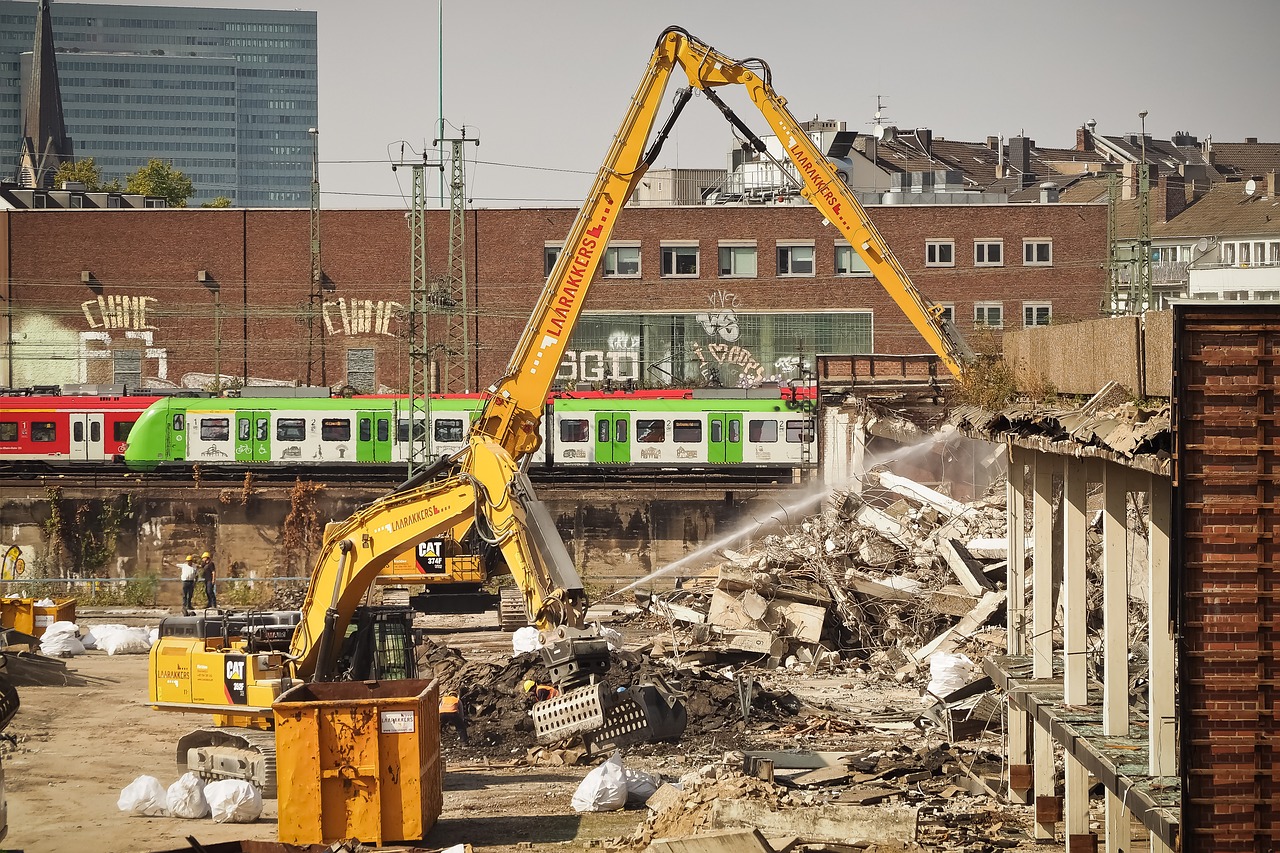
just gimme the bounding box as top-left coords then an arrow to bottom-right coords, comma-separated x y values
148,26 -> 968,795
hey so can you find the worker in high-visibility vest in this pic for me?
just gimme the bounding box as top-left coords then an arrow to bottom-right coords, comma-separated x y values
522,679 -> 559,703
439,691 -> 468,745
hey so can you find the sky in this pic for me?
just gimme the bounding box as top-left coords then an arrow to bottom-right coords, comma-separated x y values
88,0 -> 1280,210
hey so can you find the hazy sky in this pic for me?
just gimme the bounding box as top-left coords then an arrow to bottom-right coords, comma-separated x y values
91,0 -> 1280,210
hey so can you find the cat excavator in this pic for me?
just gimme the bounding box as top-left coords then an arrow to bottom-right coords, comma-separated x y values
148,25 -> 969,796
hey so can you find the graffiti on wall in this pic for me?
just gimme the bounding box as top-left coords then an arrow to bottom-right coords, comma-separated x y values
1,544 -> 27,580
695,289 -> 742,342
322,298 -> 404,337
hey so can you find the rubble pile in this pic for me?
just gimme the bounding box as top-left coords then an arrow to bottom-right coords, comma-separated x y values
641,471 -> 1011,684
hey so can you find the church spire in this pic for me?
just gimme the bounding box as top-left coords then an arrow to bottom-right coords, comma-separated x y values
18,0 -> 73,188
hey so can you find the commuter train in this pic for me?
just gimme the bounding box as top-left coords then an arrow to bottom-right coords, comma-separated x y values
0,393 -> 160,465
120,388 -> 817,474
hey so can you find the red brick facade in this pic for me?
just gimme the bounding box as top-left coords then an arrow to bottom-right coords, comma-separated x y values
0,202 -> 1105,391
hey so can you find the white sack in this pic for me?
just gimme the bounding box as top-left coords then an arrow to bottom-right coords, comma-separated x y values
40,629 -> 84,657
100,626 -> 152,655
925,652 -> 975,702
117,775 -> 169,816
205,779 -> 263,823
511,626 -> 542,655
571,750 -> 627,813
166,772 -> 210,819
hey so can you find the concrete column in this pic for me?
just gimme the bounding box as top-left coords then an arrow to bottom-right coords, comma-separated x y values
1102,461 -> 1129,737
1006,444 -> 1030,804
1032,453 -> 1056,840
1063,457 -> 1090,841
1147,474 -> 1176,776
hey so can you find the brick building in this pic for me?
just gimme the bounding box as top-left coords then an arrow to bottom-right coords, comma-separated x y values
0,200 -> 1106,392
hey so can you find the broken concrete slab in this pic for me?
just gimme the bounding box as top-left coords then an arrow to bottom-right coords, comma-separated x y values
877,471 -> 968,518
940,538 -> 995,596
645,782 -> 685,814
912,589 -> 1006,663
711,800 -> 918,847
645,829 -> 775,853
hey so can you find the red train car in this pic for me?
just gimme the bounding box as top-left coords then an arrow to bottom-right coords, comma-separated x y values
0,394 -> 158,467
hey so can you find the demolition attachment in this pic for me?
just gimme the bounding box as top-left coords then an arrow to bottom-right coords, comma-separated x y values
529,626 -> 686,753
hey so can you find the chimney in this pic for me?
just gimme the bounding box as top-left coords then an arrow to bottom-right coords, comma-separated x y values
1076,125 -> 1094,152
1246,137 -> 1259,144
986,135 -> 1000,150
1269,171 -> 1277,199
1039,182 -> 1060,203
1153,174 -> 1186,223
915,128 -> 932,157
1009,136 -> 1034,188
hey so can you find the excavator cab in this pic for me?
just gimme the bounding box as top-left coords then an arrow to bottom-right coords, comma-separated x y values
335,607 -> 418,682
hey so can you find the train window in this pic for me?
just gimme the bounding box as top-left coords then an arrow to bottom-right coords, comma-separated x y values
673,420 -> 702,443
729,420 -> 741,443
377,419 -> 390,442
561,419 -> 589,443
748,420 -> 778,442
597,419 -> 609,443
200,418 -> 230,442
435,419 -> 465,443
73,421 -> 84,442
637,419 -> 665,443
0,423 -> 17,442
710,420 -> 723,443
322,419 -> 351,441
276,419 -> 305,441
358,418 -> 372,442
238,419 -> 251,441
397,420 -> 426,443
90,422 -> 101,443
786,419 -> 814,443
114,421 -> 133,441
172,414 -> 184,432
256,418 -> 268,441
32,422 -> 56,442
614,419 -> 628,443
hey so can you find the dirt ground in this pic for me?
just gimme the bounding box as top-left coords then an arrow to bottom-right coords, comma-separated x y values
1,612 -> 1027,853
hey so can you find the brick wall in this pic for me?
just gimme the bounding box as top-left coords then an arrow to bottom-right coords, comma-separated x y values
0,201 -> 1106,391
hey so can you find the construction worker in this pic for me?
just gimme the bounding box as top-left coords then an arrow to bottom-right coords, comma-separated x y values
179,554 -> 198,614
439,690 -> 468,745
200,551 -> 217,609
522,679 -> 559,703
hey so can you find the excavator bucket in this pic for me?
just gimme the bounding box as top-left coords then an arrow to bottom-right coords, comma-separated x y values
531,678 -> 686,754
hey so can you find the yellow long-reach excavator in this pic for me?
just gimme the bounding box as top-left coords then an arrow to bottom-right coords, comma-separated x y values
148,25 -> 968,796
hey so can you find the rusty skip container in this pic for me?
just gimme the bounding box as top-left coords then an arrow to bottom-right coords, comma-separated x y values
273,678 -> 442,846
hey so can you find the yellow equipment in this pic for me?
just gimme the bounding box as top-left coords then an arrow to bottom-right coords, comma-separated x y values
149,24 -> 968,797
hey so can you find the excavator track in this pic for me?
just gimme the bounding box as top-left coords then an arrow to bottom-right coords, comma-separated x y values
498,587 -> 529,632
175,727 -> 277,798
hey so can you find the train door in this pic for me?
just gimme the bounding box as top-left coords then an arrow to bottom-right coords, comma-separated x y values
234,411 -> 271,462
68,413 -> 103,461
356,410 -> 392,463
593,412 -> 630,464
707,413 -> 743,464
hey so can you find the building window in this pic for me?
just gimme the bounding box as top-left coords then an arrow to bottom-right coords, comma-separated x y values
1222,243 -> 1236,265
777,243 -> 814,276
718,243 -> 757,277
834,244 -> 872,276
1269,242 -> 1280,265
113,350 -> 142,388
936,303 -> 955,323
925,240 -> 955,267
603,244 -> 640,277
974,302 -> 1004,328
1023,302 -> 1052,327
544,244 -> 562,277
1023,239 -> 1052,265
346,348 -> 374,392
974,240 -> 1003,267
660,244 -> 699,277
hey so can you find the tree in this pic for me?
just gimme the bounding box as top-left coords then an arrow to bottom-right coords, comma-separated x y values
126,159 -> 195,207
201,196 -> 234,208
51,158 -> 121,193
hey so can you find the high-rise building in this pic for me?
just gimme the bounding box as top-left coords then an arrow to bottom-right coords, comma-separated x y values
0,1 -> 317,206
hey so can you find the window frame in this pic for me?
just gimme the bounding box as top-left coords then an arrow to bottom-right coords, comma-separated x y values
748,419 -> 778,443
603,243 -> 641,278
974,239 -> 1004,267
32,421 -> 56,442
936,303 -> 955,324
434,418 -> 465,443
776,241 -> 815,277
717,241 -> 758,278
199,417 -> 230,442
834,242 -> 873,277
974,302 -> 1004,329
925,240 -> 955,268
636,418 -> 666,443
672,419 -> 703,443
559,418 -> 589,443
275,418 -> 306,442
321,418 -> 352,442
544,243 -> 563,277
1023,302 -> 1052,328
1023,239 -> 1053,266
660,242 -> 699,278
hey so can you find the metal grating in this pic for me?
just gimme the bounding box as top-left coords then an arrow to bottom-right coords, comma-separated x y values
1173,304 -> 1280,852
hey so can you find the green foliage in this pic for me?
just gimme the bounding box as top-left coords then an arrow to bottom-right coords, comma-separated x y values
125,158 -> 195,207
219,580 -> 273,609
955,328 -> 1018,410
51,157 -> 122,192
201,195 -> 234,208
79,575 -> 159,607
